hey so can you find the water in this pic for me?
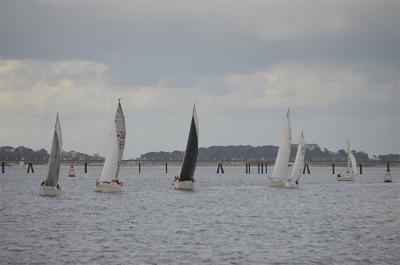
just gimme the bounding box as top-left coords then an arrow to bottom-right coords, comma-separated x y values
1,165 -> 399,265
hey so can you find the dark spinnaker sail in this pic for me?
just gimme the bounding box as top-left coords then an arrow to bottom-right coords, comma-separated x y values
179,105 -> 199,181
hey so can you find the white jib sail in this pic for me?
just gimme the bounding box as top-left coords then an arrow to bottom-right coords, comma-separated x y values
290,130 -> 305,181
115,100 -> 126,163
98,123 -> 119,182
271,109 -> 292,180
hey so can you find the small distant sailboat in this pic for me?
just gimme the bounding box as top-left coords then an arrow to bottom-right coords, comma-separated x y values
96,100 -> 126,193
174,104 -> 199,191
18,157 -> 25,168
284,130 -> 305,189
39,113 -> 62,197
337,140 -> 356,181
383,164 -> 393,183
269,109 -> 291,187
68,164 -> 76,177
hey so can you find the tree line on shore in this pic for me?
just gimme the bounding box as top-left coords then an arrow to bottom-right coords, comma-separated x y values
1,145 -> 398,162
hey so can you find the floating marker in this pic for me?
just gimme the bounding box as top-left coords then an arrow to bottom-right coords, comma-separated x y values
359,164 -> 362,175
68,164 -> 76,177
332,163 -> 335,175
1,162 -> 4,174
165,162 -> 168,174
84,162 -> 88,173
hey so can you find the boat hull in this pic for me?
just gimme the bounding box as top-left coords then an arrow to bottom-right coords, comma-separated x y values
284,180 -> 299,189
96,181 -> 122,193
39,185 -> 59,197
174,181 -> 195,191
269,178 -> 285,187
337,175 -> 353,181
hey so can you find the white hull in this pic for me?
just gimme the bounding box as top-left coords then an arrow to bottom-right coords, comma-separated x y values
96,181 -> 122,193
39,185 -> 59,197
269,178 -> 285,187
174,181 -> 195,191
284,180 -> 299,189
337,175 -> 353,181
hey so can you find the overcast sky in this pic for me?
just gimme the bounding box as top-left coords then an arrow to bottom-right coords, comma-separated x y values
0,1 -> 399,158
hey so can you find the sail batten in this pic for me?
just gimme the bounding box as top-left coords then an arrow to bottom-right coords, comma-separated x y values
179,105 -> 199,181
271,109 -> 292,180
45,114 -> 62,187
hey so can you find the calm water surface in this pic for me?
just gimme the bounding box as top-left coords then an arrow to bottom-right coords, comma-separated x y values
1,165 -> 399,264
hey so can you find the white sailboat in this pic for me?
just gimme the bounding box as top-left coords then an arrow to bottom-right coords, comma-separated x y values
269,109 -> 291,187
174,104 -> 199,191
337,140 -> 356,181
284,130 -> 305,189
39,113 -> 62,196
96,100 -> 126,193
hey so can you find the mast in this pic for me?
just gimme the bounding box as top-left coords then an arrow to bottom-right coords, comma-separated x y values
179,104 -> 199,181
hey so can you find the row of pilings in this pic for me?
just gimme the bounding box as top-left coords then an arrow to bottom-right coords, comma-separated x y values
1,161 -> 393,175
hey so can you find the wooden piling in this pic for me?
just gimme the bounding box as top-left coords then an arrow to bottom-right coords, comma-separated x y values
332,163 -> 335,175
1,162 -> 4,174
165,162 -> 168,174
257,163 -> 260,174
386,162 -> 390,172
359,164 -> 362,175
261,163 -> 264,174
139,162 -> 141,174
84,162 -> 88,173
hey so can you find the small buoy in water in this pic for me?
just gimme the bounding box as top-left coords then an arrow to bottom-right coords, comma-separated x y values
68,164 -> 76,177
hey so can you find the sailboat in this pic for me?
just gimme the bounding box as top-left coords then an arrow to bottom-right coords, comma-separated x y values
269,109 -> 291,187
284,130 -> 305,189
96,99 -> 126,193
337,141 -> 356,181
383,164 -> 393,183
174,104 -> 199,191
39,113 -> 62,196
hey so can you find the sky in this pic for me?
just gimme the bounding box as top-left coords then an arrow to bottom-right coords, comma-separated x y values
0,0 -> 399,159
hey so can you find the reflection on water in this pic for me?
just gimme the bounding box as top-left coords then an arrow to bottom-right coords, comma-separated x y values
1,165 -> 399,264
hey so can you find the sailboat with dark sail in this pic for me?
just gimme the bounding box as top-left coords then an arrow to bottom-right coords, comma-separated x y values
96,100 -> 126,192
39,113 -> 62,197
174,104 -> 199,191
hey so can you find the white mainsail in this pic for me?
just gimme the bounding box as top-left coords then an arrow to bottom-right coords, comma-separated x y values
290,130 -> 305,181
45,113 -> 63,187
347,140 -> 357,175
98,101 -> 126,182
271,109 -> 292,180
349,152 -> 357,175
